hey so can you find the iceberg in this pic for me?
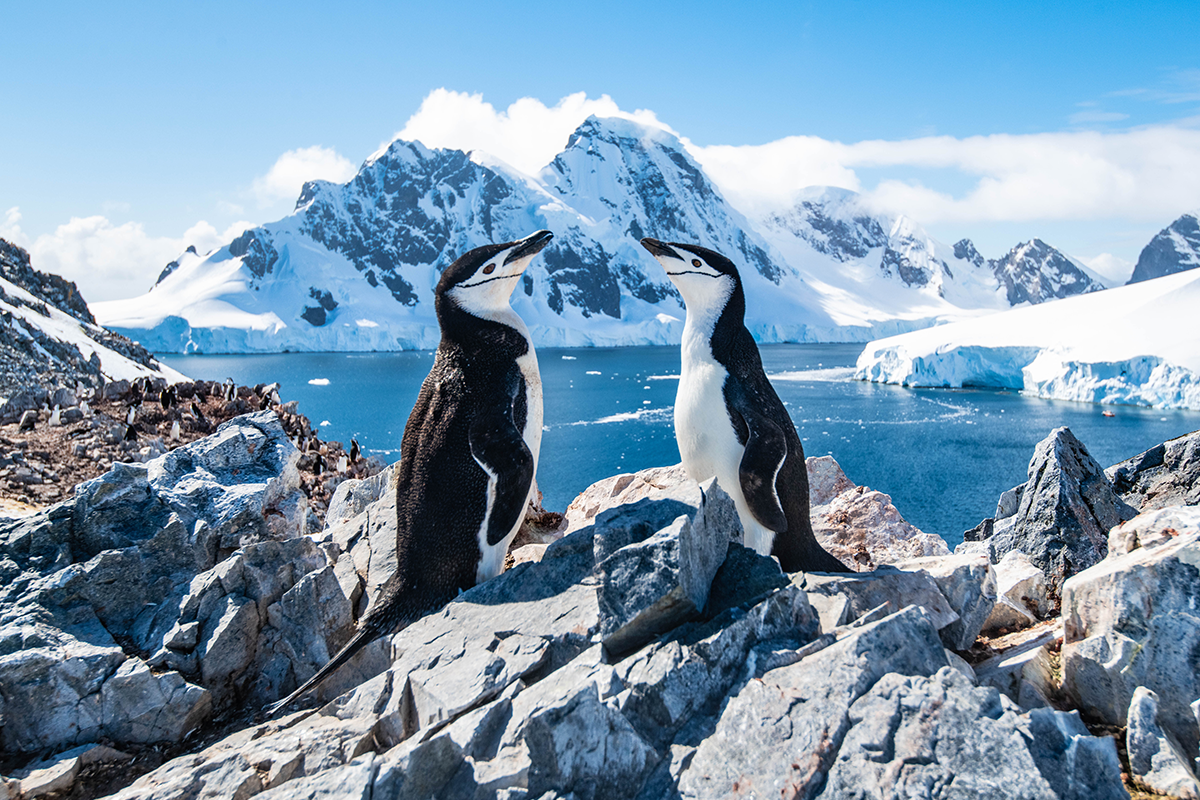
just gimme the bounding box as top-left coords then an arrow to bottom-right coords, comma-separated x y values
855,269 -> 1200,410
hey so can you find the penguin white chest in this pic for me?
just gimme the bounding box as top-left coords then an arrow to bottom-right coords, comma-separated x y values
675,359 -> 743,485
675,339 -> 778,558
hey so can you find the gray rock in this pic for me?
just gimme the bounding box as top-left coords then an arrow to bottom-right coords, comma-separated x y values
1108,429 -> 1200,512
1025,707 -> 1130,800
985,550 -> 1050,633
0,609 -> 125,752
597,478 -> 732,656
613,585 -> 819,751
0,412 -> 318,756
969,427 -> 1136,584
822,668 -> 1125,800
1062,517 -> 1200,754
1126,686 -> 1200,799
11,744 -> 130,800
0,387 -> 48,424
99,660 -> 211,743
198,595 -> 259,701
795,566 -> 959,632
1107,505 -> 1200,557
256,753 -> 377,800
974,622 -> 1062,709
325,463 -> 396,526
899,551 -> 997,650
677,605 -> 950,799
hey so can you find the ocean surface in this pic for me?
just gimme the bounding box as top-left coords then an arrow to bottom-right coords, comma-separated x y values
160,344 -> 1200,548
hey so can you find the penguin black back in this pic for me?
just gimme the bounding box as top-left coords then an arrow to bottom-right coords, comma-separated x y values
266,230 -> 552,715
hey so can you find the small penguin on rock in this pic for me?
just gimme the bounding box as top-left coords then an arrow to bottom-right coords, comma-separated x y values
267,229 -> 553,715
641,237 -> 849,574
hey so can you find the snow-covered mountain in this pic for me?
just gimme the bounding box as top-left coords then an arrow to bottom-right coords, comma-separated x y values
93,116 -> 1108,353
1127,212 -> 1200,284
0,239 -> 186,398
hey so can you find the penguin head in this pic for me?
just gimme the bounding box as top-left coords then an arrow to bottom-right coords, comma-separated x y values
439,230 -> 553,319
640,238 -> 740,310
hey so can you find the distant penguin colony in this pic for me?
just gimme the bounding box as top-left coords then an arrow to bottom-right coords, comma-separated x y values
267,229 -> 554,714
641,238 -> 849,573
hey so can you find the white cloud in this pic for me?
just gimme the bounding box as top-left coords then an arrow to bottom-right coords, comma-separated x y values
387,89 -> 674,175
1,207 -> 29,247
251,145 -> 357,207
1068,110 -> 1130,124
1079,253 -> 1135,285
689,127 -> 1200,226
26,215 -> 251,303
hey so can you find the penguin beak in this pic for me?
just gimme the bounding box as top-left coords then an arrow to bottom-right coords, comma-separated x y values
504,230 -> 554,265
640,238 -> 682,261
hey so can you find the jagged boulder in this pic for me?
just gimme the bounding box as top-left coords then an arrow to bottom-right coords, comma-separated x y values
807,455 -> 952,569
0,411 -> 322,755
794,551 -> 996,651
965,427 -> 1136,584
1108,429 -> 1200,511
1062,505 -> 1200,755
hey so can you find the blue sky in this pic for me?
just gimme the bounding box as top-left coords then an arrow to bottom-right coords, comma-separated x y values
3,0 -> 1199,300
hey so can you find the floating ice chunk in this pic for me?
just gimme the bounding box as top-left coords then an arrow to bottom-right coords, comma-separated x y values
586,371 -> 602,375
308,378 -> 330,386
355,319 -> 379,328
320,420 -> 331,426
561,355 -> 577,360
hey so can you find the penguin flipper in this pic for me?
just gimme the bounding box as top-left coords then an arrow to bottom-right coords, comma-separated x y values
469,410 -> 535,547
729,393 -> 790,533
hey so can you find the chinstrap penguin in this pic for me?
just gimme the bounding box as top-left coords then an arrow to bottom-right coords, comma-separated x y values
267,229 -> 553,715
641,237 -> 848,574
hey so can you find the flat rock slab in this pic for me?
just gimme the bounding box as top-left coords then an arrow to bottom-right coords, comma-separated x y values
795,566 -> 964,638
677,606 -> 949,798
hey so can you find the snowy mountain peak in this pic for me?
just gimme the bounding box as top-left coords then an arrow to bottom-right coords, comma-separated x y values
1127,212 -> 1200,285
762,186 -> 889,264
952,239 -> 986,268
992,239 -> 1106,305
91,121 -> 1154,355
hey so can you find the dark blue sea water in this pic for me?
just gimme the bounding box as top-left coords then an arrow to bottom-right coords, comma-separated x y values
160,345 -> 1200,547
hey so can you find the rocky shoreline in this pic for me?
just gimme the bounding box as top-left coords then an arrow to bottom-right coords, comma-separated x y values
0,379 -> 384,527
0,409 -> 1197,799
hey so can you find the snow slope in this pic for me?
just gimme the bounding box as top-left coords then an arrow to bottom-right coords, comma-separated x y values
0,240 -> 187,397
855,269 -> 1200,409
92,117 -> 1106,353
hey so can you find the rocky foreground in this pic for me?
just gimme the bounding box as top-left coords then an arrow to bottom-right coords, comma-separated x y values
0,413 -> 1198,800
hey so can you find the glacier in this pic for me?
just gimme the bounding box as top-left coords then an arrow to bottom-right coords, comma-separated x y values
91,116 -> 1099,354
855,269 -> 1200,410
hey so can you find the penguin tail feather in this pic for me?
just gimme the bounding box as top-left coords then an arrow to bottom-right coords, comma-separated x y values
265,624 -> 383,717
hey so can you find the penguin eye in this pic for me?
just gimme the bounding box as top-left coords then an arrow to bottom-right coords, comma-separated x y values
482,264 -> 496,274
691,259 -> 702,268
